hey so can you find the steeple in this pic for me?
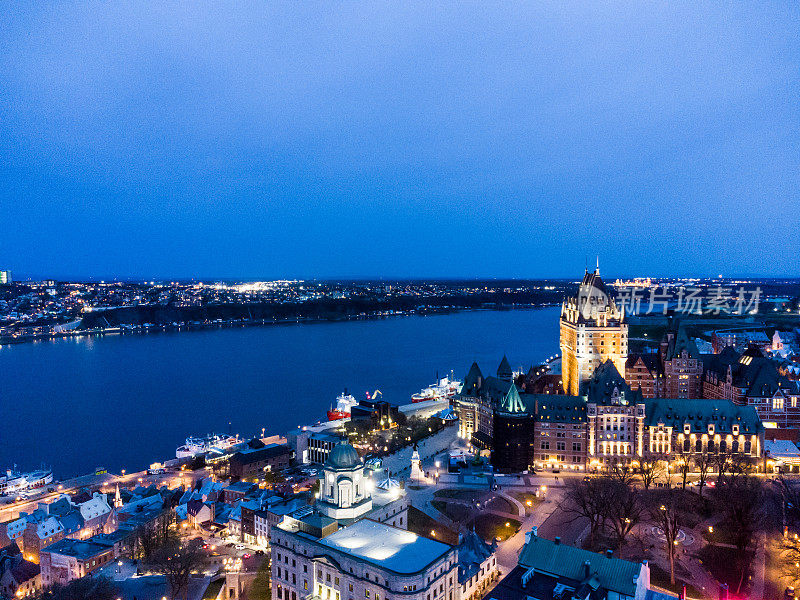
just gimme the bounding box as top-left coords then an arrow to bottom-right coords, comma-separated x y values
499,384 -> 526,414
595,256 -> 599,274
114,484 -> 122,508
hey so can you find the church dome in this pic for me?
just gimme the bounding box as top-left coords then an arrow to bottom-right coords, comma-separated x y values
325,443 -> 361,469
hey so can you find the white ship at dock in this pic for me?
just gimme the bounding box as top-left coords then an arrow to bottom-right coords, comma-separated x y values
0,466 -> 54,496
176,434 -> 241,459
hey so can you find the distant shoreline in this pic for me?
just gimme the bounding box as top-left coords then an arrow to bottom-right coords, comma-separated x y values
0,302 -> 560,347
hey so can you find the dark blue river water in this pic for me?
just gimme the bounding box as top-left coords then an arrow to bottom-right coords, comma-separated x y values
0,307 -> 559,477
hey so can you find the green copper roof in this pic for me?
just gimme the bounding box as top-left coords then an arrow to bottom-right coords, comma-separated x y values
644,397 -> 763,435
518,534 -> 642,597
498,384 -> 526,414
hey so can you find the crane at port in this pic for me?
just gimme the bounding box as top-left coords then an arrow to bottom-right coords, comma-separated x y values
366,390 -> 382,400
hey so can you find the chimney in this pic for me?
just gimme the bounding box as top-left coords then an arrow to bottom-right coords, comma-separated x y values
554,537 -> 561,545
583,560 -> 591,579
605,549 -> 613,559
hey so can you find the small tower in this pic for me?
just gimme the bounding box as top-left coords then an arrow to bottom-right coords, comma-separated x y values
410,445 -> 425,482
114,484 -> 122,508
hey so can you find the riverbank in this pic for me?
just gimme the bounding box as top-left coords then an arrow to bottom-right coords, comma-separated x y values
0,306 -> 561,477
0,302 -> 558,346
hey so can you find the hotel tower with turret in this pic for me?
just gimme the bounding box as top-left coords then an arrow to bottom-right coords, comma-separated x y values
559,264 -> 628,395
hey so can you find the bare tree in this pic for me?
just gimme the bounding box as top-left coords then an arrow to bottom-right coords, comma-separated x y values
777,476 -> 800,530
150,537 -> 207,600
638,456 -> 664,490
136,510 -> 177,561
712,476 -> 763,594
714,453 -> 730,486
677,449 -> 691,491
782,533 -> 800,590
605,480 -> 644,549
606,459 -> 636,486
648,489 -> 682,586
726,454 -> 754,486
694,451 -> 713,498
34,576 -> 118,600
564,477 -> 613,548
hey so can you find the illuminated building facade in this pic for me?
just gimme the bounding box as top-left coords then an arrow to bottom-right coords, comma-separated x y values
458,358 -> 766,473
585,361 -> 646,469
271,443 -> 458,600
660,324 -> 703,398
560,267 -> 627,396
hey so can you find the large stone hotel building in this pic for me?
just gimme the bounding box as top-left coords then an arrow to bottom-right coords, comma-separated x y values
559,266 -> 628,396
456,267 -> 771,474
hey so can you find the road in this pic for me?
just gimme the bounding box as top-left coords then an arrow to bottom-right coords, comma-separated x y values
0,468 -> 207,522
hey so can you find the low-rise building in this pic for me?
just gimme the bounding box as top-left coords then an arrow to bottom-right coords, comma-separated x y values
0,542 -> 40,598
39,538 -> 116,587
455,529 -> 497,600
489,532 -> 664,600
230,444 -> 294,481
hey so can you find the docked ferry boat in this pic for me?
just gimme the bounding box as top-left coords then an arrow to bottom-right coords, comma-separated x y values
176,434 -> 240,459
411,373 -> 462,403
0,467 -> 54,496
327,390 -> 358,421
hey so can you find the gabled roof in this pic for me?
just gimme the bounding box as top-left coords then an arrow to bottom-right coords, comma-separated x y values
518,535 -> 643,597
665,326 -> 699,360
582,360 -> 643,406
625,353 -> 662,375
457,528 -> 495,583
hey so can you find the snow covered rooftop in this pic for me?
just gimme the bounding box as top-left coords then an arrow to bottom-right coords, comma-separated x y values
319,519 -> 450,574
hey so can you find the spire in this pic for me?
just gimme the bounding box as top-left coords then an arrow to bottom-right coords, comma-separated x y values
595,256 -> 599,274
114,484 -> 122,508
499,385 -> 526,414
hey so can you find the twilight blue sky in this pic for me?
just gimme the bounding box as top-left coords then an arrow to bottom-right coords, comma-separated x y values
1,2 -> 798,280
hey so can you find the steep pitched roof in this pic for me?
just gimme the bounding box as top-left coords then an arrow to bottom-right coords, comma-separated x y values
665,326 -> 699,360
498,385 -> 526,414
497,355 -> 513,379
579,268 -> 609,297
462,362 -> 483,396
457,528 -> 495,583
582,360 -> 643,406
